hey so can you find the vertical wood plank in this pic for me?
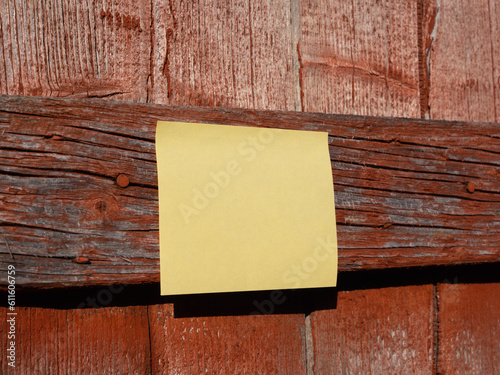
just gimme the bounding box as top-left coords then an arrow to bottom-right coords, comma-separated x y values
437,283 -> 500,375
490,0 -> 500,121
310,286 -> 434,374
427,0 -> 499,122
0,0 -> 151,101
6,306 -> 151,374
149,304 -> 306,374
1,2 -> 153,373
150,0 -> 296,110
2,0 -> 308,372
301,2 -> 435,373
148,1 -> 308,373
299,0 -> 420,117
423,1 -> 500,373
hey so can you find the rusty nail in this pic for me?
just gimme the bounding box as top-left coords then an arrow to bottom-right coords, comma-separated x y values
467,182 -> 475,194
74,256 -> 90,264
116,174 -> 129,188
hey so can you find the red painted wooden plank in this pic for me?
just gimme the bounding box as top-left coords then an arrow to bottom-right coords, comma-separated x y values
427,0 -> 500,122
420,3 -> 500,371
147,3 -> 308,373
300,4 -> 437,374
0,0 -> 150,101
299,0 -> 420,117
0,305 -> 151,374
437,283 -> 500,375
309,285 -> 434,374
150,0 -> 298,111
0,0 -> 156,364
148,304 -> 306,374
2,3 -> 307,374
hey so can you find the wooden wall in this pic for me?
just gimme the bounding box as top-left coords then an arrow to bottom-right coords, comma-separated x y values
1,0 -> 499,373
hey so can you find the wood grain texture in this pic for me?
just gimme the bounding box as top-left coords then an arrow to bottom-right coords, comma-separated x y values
302,4 -> 432,374
309,285 -> 434,374
0,95 -> 498,288
427,0 -> 500,122
1,5 -> 305,374
0,97 -> 499,286
437,283 -> 500,375
144,0 -> 315,367
0,0 -> 150,102
148,304 -> 306,374
299,0 -> 420,117
0,2 -> 498,374
1,305 -> 150,374
150,0 -> 297,111
147,4 -> 308,374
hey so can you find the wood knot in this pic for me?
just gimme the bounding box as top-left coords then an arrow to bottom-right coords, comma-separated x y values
466,181 -> 475,194
116,174 -> 129,188
95,200 -> 107,213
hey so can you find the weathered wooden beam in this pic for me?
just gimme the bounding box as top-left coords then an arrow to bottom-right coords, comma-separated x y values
0,95 -> 498,288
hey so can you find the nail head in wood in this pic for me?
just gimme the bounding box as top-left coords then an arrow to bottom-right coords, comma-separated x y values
467,182 -> 475,194
116,174 -> 130,188
74,256 -> 90,264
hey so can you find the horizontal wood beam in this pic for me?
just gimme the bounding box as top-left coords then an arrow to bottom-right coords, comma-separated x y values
0,95 -> 499,288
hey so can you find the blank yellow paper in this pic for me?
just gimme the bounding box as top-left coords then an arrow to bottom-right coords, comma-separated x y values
156,121 -> 337,295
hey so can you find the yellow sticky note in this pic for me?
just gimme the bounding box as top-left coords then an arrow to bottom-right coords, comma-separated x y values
156,121 -> 337,295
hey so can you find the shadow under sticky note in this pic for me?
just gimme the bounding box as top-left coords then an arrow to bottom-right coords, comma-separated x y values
156,121 -> 337,296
